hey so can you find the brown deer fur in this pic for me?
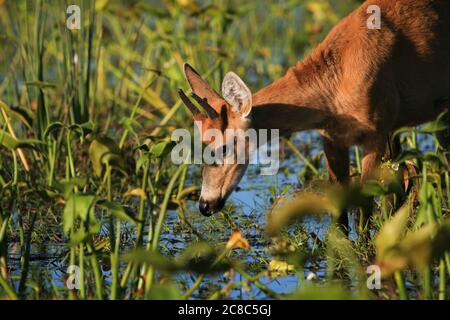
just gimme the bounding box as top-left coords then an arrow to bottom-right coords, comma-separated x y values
180,0 -> 450,224
255,0 -> 450,185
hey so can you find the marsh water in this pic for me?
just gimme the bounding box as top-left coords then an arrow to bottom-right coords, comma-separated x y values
6,130 -> 435,299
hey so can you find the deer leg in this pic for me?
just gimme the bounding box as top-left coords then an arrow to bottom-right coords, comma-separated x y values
323,136 -> 349,232
385,135 -> 402,161
361,143 -> 385,181
384,135 -> 406,210
359,137 -> 387,231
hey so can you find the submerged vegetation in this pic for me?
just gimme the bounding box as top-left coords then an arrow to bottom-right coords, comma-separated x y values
0,0 -> 449,300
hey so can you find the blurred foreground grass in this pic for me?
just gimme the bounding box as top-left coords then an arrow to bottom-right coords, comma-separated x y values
1,0 -> 450,300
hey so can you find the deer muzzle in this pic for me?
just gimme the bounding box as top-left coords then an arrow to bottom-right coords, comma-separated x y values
199,197 -> 225,217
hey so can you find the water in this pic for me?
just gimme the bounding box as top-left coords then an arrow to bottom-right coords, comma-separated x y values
160,131 -> 332,298
6,131 -> 435,298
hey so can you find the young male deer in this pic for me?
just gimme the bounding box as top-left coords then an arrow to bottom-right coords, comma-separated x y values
178,0 -> 450,229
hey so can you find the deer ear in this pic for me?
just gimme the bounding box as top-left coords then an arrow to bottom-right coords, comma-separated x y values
222,72 -> 252,118
183,63 -> 222,106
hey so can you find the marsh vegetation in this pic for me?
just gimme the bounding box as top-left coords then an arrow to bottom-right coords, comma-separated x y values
0,0 -> 449,300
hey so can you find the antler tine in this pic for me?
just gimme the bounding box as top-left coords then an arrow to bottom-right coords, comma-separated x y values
191,92 -> 219,119
178,88 -> 201,117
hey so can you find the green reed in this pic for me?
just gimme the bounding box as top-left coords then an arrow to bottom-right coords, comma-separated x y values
0,0 -> 449,301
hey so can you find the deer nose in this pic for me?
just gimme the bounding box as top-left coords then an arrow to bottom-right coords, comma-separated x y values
199,198 -> 225,217
199,199 -> 212,217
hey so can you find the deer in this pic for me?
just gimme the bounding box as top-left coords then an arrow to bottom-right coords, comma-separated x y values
177,0 -> 450,231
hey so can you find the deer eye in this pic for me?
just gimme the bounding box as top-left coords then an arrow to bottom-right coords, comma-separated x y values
218,145 -> 231,158
222,145 -> 228,156
211,145 -> 231,165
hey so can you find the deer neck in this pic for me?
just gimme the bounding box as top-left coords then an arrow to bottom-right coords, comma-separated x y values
251,51 -> 338,135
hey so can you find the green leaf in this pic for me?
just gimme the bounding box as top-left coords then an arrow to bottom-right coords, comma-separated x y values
266,191 -> 338,237
146,282 -> 183,300
432,220 -> 450,259
268,259 -> 294,276
420,118 -> 449,134
88,136 -> 126,176
135,2 -> 171,18
0,131 -> 43,150
376,219 -> 450,276
121,242 -> 234,274
25,81 -> 57,89
394,149 -> 422,164
399,224 -> 437,270
69,228 -> 88,246
423,152 -> 446,166
68,122 -> 95,138
376,206 -> 409,260
150,141 -> 176,159
121,249 -> 180,273
0,100 -> 33,129
135,154 -> 150,173
97,200 -> 138,225
95,0 -> 109,11
54,177 -> 88,198
43,122 -> 65,140
415,182 -> 439,228
361,180 -> 388,196
63,194 -> 96,234
285,284 -> 353,300
177,242 -> 229,274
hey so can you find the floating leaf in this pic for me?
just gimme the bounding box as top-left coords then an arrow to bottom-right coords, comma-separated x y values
226,230 -> 250,250
268,259 -> 294,274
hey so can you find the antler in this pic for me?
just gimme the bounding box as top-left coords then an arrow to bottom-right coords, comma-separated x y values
178,88 -> 220,119
190,92 -> 219,119
178,88 -> 202,118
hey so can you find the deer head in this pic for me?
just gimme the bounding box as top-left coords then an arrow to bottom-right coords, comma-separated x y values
178,63 -> 254,216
